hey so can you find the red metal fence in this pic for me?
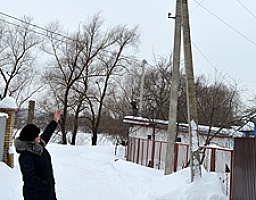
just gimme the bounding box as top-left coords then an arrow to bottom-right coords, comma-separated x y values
232,138 -> 256,200
126,137 -> 233,199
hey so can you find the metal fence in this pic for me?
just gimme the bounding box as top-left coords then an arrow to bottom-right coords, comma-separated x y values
232,138 -> 256,200
126,137 -> 233,200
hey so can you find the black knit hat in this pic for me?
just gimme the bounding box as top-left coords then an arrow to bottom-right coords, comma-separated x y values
19,124 -> 40,141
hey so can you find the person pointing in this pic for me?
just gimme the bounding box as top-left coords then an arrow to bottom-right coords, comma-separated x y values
15,110 -> 61,200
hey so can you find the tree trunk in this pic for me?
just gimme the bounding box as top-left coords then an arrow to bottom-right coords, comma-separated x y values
61,103 -> 68,144
71,104 -> 81,145
71,122 -> 78,145
92,131 -> 97,146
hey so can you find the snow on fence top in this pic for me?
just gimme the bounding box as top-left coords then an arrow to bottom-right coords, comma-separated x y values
0,112 -> 8,118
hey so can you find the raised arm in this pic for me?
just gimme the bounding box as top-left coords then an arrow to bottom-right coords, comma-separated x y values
40,110 -> 60,144
53,109 -> 61,123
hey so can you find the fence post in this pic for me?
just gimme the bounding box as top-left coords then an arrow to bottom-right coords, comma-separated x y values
186,145 -> 189,167
127,137 -> 132,161
210,148 -> 216,172
146,140 -> 149,166
230,150 -> 233,200
173,142 -> 179,172
0,97 -> 17,168
158,142 -> 163,170
141,139 -> 145,166
150,140 -> 155,168
136,138 -> 140,164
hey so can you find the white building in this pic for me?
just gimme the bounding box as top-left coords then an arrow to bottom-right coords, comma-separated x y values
123,116 -> 241,149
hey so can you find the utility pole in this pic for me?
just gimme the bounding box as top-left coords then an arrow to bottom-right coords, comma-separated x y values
164,0 -> 182,175
139,59 -> 147,116
182,0 -> 201,182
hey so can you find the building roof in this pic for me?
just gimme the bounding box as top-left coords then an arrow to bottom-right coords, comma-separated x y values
123,116 -> 242,138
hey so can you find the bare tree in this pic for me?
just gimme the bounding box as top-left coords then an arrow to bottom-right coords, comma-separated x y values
80,24 -> 139,145
42,21 -> 91,144
142,57 -> 172,120
0,17 -> 42,105
187,75 -> 240,128
178,75 -> 242,164
42,14 -> 139,145
113,60 -> 142,117
122,59 -> 243,141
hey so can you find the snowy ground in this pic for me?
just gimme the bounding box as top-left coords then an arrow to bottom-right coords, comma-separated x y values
1,134 -> 226,200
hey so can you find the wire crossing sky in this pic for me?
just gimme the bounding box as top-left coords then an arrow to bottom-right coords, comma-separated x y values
1,0 -> 256,105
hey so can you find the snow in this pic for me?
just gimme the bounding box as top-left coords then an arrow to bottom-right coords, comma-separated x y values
233,121 -> 254,132
0,112 -> 8,118
8,146 -> 15,154
191,120 -> 199,152
0,134 -> 226,200
0,97 -> 18,109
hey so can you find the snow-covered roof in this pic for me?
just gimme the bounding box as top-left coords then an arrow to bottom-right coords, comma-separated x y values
123,116 -> 235,137
123,116 -> 168,126
232,122 -> 254,132
124,116 -> 177,128
0,97 -> 18,109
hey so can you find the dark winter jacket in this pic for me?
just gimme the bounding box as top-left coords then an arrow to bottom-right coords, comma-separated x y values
15,120 -> 58,200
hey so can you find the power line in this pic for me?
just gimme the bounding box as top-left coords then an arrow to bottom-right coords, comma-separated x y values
192,42 -> 215,69
193,0 -> 256,47
191,0 -> 207,12
0,11 -> 75,43
0,11 -> 146,65
192,41 -> 238,85
188,0 -> 255,91
235,0 -> 256,20
0,17 -> 68,44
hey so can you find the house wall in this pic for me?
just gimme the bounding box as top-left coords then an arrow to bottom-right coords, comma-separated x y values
129,125 -> 167,141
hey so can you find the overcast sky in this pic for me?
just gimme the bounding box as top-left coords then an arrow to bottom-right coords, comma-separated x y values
1,0 -> 256,105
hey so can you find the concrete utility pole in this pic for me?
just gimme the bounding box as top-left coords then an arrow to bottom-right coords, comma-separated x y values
182,0 -> 201,182
139,59 -> 147,116
164,0 -> 182,175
